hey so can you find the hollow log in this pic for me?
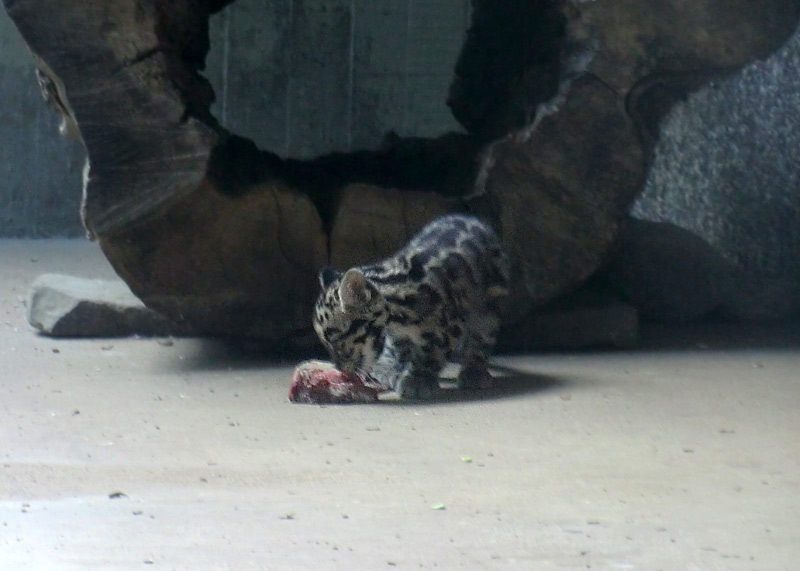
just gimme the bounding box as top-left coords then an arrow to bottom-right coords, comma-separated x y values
470,75 -> 645,306
3,0 -> 799,342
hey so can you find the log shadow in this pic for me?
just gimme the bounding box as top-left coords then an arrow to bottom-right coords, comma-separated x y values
174,338 -> 328,372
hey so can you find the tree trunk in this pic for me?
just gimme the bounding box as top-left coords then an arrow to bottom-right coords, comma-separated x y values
3,0 -> 799,341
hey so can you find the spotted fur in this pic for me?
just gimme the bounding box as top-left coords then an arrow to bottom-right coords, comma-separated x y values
312,214 -> 510,400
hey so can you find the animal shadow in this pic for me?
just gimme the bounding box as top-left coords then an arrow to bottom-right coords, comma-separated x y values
379,363 -> 568,406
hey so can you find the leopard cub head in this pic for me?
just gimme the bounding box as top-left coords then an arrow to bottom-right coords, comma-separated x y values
313,267 -> 388,373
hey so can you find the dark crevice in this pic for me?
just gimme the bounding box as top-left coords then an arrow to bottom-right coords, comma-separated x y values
153,0 -> 225,131
448,0 -> 566,139
625,68 -> 737,148
128,46 -> 161,67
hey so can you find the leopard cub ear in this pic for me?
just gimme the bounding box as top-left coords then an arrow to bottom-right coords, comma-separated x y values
319,266 -> 341,290
338,268 -> 374,311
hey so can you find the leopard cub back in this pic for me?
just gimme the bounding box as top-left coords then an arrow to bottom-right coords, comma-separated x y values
313,214 -> 510,400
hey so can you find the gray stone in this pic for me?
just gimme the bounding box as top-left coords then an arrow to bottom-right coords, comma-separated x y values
27,273 -> 187,338
634,22 -> 800,288
601,219 -> 737,323
498,300 -> 639,352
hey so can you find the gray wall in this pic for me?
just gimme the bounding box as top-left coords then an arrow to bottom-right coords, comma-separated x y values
0,9 -> 85,237
205,0 -> 471,158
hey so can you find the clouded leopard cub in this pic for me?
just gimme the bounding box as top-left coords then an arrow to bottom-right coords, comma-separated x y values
313,214 -> 510,400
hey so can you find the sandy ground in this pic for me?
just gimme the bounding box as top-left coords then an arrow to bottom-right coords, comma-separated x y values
1,239 -> 799,570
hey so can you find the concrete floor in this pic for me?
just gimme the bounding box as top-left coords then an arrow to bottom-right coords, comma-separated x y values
1,239 -> 799,570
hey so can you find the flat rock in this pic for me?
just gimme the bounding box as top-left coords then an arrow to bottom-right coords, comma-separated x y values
27,273 -> 187,338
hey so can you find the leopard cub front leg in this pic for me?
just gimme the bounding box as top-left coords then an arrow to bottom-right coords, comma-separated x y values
388,337 -> 443,400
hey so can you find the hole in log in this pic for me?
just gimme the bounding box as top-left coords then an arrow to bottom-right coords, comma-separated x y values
200,0 -> 566,233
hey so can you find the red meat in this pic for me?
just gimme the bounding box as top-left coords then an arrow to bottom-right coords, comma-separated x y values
289,361 -> 385,404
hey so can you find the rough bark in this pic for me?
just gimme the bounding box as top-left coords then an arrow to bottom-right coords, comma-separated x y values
468,75 -> 645,311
